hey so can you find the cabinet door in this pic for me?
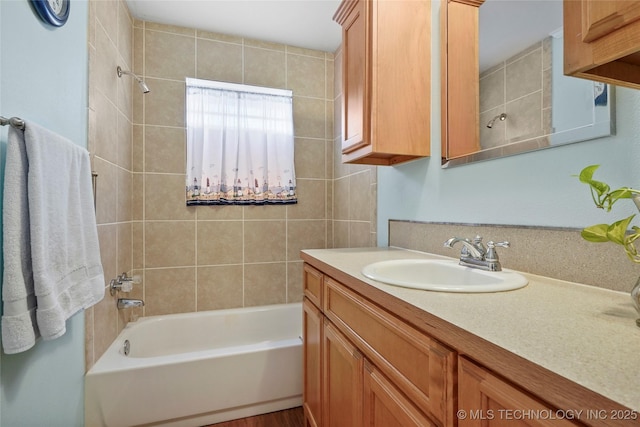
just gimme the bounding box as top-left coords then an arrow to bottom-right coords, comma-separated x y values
323,321 -> 364,427
581,1 -> 640,43
458,357 -> 583,427
363,360 -> 437,427
339,0 -> 369,154
334,0 -> 430,165
324,277 -> 456,427
303,298 -> 323,427
564,0 -> 640,89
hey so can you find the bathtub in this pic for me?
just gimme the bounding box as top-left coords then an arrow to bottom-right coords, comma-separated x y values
85,302 -> 303,427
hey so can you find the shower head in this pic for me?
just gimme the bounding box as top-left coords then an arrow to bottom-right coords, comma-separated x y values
117,66 -> 150,94
486,113 -> 507,128
136,79 -> 150,94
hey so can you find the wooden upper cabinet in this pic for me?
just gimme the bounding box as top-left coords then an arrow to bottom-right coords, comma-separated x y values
339,0 -> 368,154
581,1 -> 640,42
440,0 -> 482,160
334,0 -> 431,166
564,0 -> 640,89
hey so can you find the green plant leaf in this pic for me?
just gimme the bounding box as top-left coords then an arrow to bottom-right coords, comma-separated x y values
608,188 -> 634,206
606,215 -> 636,245
577,165 -> 611,207
622,227 -> 640,263
581,224 -> 611,242
590,181 -> 611,199
577,164 -> 640,263
578,165 -> 599,183
625,241 -> 640,260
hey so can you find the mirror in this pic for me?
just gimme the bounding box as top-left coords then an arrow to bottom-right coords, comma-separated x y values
441,0 -> 615,168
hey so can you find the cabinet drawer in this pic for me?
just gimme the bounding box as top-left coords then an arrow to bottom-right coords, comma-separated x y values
458,357 -> 584,427
324,277 -> 456,427
303,264 -> 323,309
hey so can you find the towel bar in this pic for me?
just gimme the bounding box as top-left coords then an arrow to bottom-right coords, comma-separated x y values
2,116 -> 98,210
0,116 -> 25,130
92,172 -> 98,211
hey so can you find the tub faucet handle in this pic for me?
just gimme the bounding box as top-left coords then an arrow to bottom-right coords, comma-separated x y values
110,272 -> 142,295
120,273 -> 141,284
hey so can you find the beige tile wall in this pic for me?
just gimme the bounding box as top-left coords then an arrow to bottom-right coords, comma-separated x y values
332,47 -> 378,248
85,3 -> 378,369
130,21 -> 336,318
480,38 -> 552,150
86,0 -> 135,369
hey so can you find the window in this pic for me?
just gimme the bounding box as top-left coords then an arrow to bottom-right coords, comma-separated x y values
185,78 -> 296,205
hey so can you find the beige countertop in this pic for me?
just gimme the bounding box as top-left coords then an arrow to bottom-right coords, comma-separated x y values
301,247 -> 640,413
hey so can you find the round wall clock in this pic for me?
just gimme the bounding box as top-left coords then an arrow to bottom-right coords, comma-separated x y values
31,0 -> 70,27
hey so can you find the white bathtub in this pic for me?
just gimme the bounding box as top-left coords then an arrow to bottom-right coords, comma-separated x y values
85,302 -> 303,427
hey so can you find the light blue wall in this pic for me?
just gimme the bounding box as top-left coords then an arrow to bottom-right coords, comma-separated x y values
378,0 -> 640,246
0,0 -> 88,425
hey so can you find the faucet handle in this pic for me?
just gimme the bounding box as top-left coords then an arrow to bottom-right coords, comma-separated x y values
110,272 -> 142,295
487,241 -> 509,248
485,241 -> 509,262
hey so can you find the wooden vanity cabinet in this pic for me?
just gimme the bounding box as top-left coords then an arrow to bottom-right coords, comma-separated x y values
564,0 -> 640,90
303,265 -> 324,427
302,264 -> 456,427
323,321 -> 364,426
322,325 -> 436,427
333,0 -> 431,166
303,299 -> 323,427
364,361 -> 437,427
302,256 -> 637,427
458,357 -> 584,427
323,277 -> 456,426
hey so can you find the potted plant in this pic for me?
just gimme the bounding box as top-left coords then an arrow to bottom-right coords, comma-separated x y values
577,164 -> 640,325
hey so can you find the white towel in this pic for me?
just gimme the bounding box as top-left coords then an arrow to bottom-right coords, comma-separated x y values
2,121 -> 105,354
2,126 -> 39,353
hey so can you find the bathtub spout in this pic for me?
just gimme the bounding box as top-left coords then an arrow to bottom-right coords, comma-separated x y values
117,298 -> 144,309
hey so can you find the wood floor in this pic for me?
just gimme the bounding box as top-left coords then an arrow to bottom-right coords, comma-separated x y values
206,407 -> 304,427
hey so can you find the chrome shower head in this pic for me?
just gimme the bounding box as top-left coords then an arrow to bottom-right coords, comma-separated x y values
117,66 -> 150,94
137,80 -> 150,94
486,113 -> 507,128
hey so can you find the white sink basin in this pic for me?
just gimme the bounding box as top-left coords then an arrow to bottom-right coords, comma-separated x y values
361,259 -> 528,293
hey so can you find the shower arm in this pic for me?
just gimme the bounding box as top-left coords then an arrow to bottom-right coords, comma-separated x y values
486,113 -> 507,128
116,66 -> 150,93
116,66 -> 139,82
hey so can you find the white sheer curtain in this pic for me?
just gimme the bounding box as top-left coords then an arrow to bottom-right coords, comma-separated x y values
185,78 -> 296,205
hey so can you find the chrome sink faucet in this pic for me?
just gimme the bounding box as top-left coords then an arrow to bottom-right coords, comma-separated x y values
444,235 -> 509,271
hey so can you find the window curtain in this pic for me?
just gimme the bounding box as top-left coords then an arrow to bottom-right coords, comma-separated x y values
185,78 -> 297,205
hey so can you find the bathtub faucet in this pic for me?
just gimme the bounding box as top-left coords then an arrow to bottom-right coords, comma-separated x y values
117,298 -> 145,309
